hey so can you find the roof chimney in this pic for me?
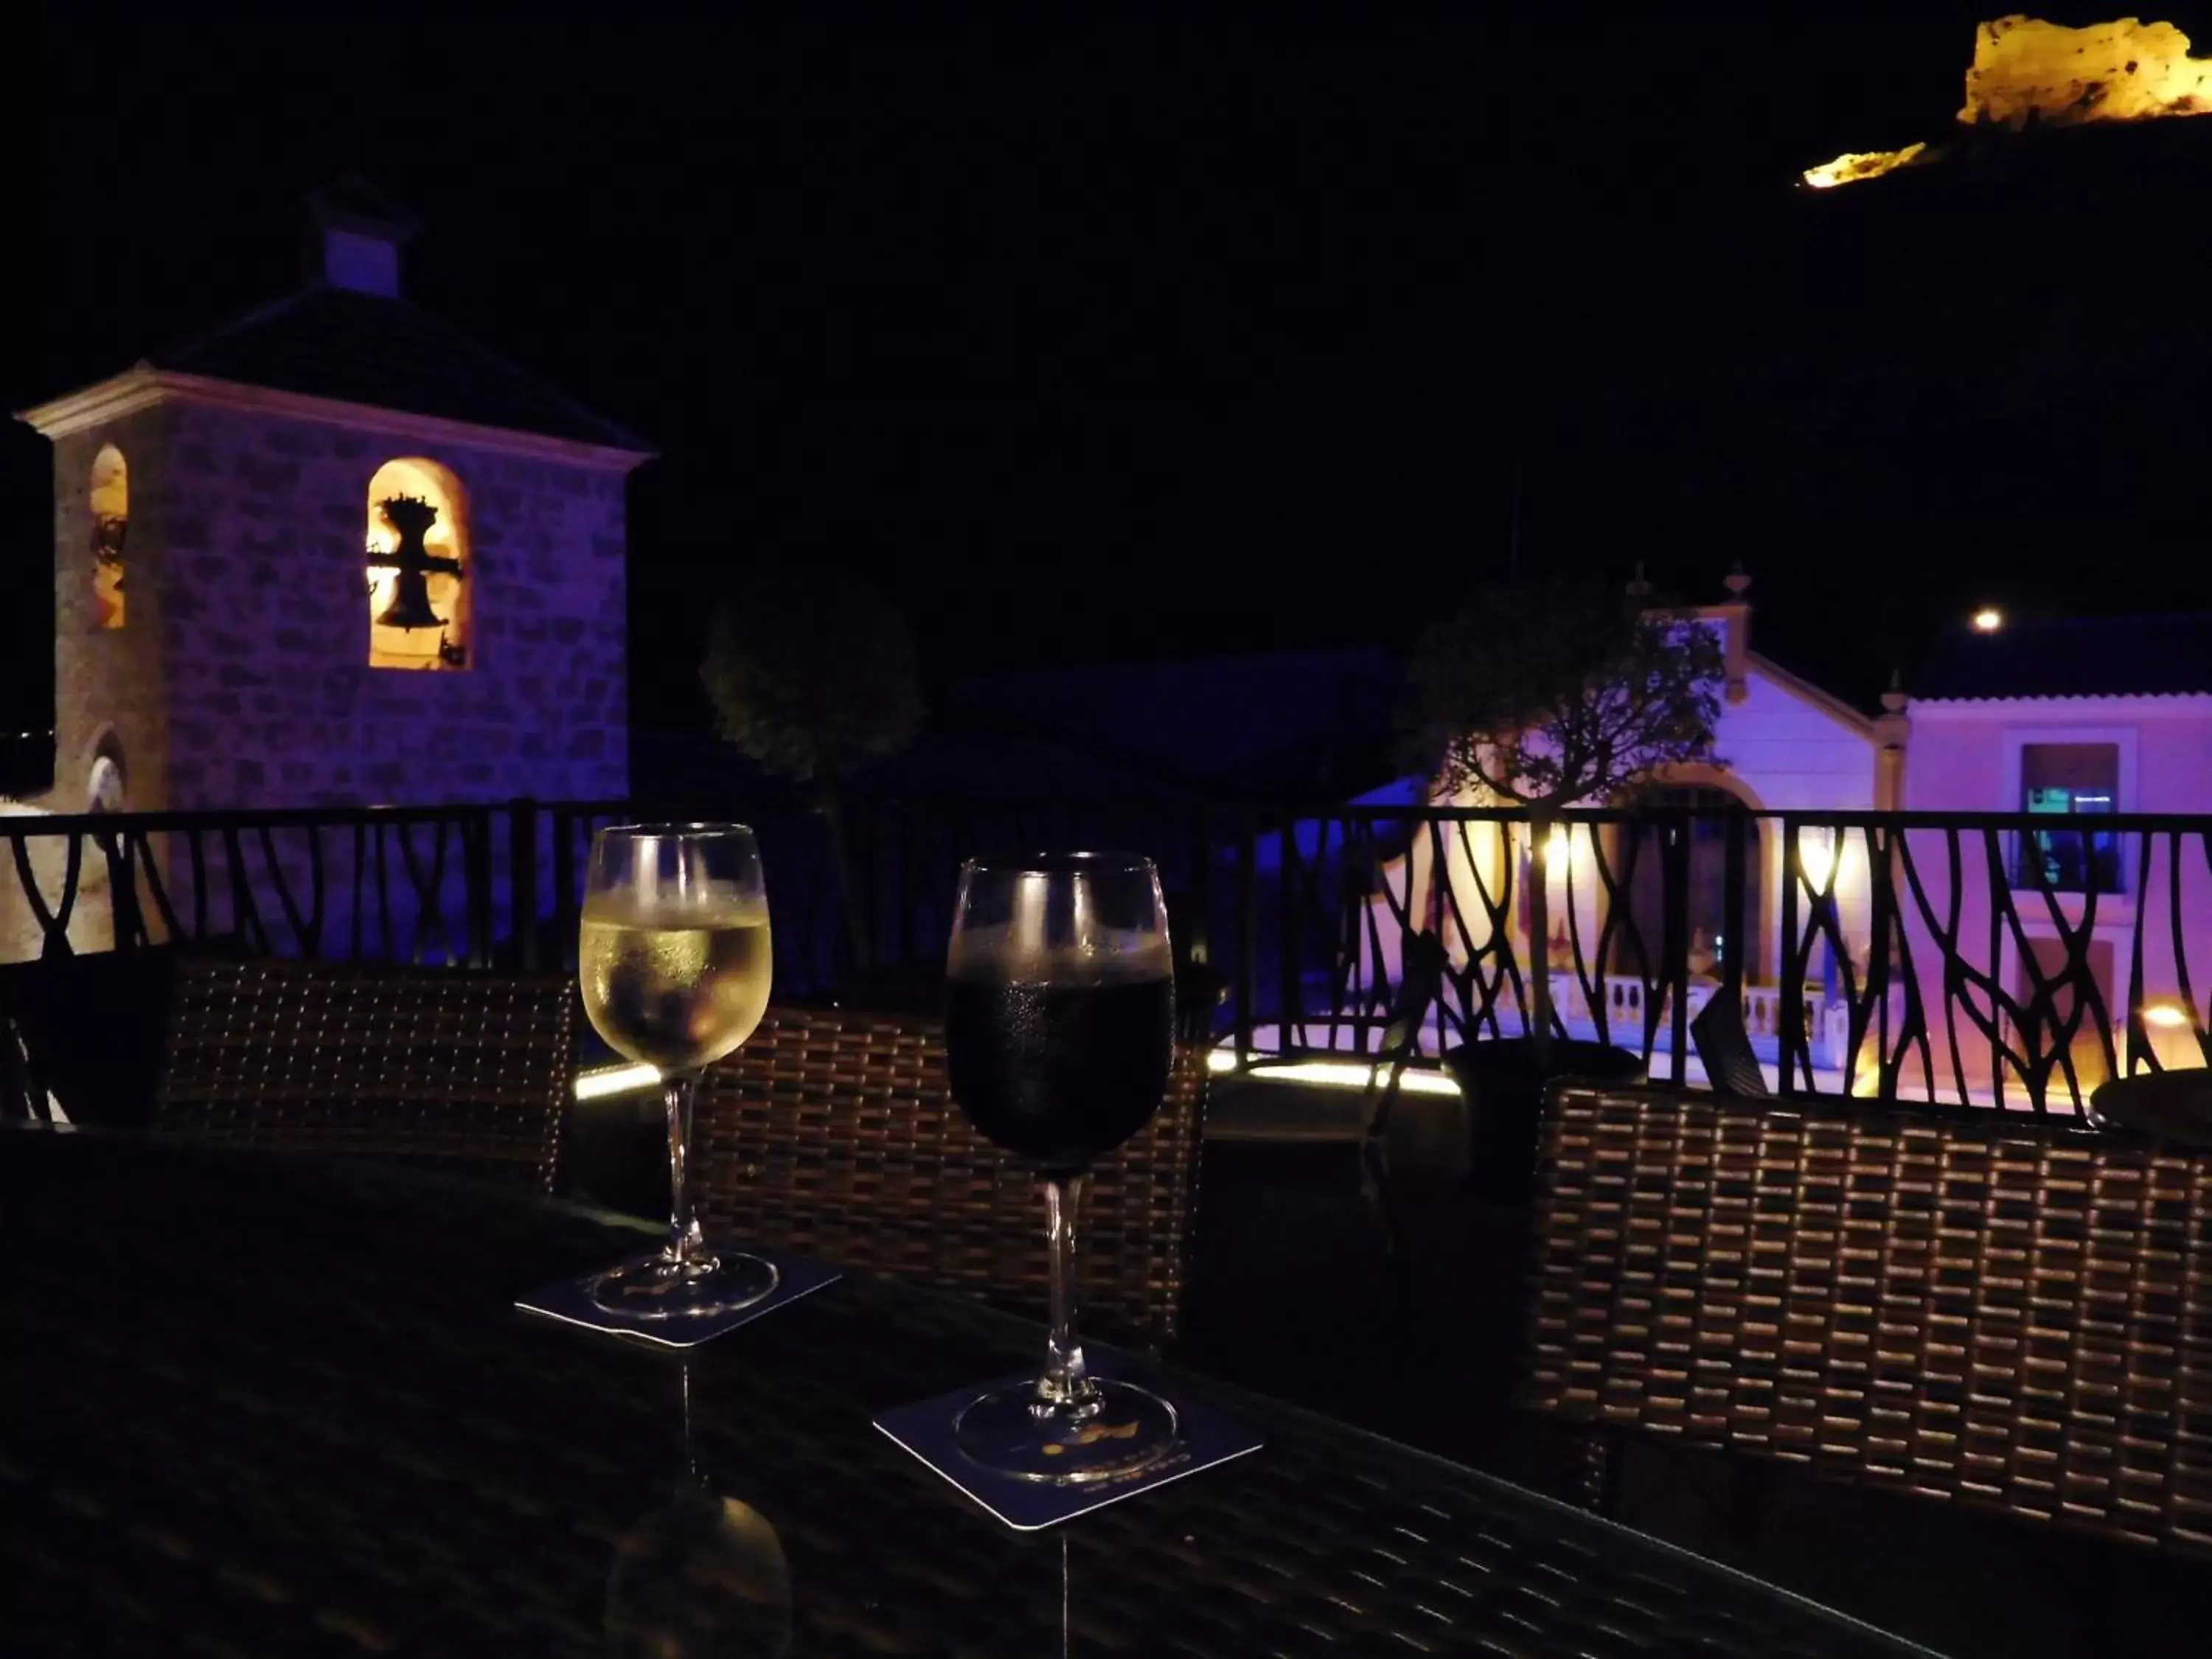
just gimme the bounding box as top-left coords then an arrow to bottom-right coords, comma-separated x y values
305,179 -> 420,300
1717,563 -> 1752,706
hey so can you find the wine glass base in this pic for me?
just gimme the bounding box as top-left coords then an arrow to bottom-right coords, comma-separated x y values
588,1251 -> 780,1321
952,1379 -> 1180,1484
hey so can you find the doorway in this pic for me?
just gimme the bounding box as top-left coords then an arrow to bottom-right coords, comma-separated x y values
1617,786 -> 1764,986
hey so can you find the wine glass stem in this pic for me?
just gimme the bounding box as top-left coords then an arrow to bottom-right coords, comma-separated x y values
1038,1173 -> 1095,1411
679,1360 -> 696,1480
664,1071 -> 705,1267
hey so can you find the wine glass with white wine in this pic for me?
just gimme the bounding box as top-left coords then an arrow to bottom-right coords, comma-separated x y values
579,823 -> 777,1318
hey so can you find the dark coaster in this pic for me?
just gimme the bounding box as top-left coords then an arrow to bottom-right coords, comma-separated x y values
517,1248 -> 841,1349
874,1351 -> 1262,1531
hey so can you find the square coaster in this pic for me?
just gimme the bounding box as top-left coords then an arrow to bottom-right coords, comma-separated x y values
874,1351 -> 1262,1531
517,1248 -> 841,1349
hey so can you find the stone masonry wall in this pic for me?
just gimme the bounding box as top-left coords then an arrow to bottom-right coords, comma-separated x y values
10,398 -> 634,963
5,417 -> 173,962
52,408 -> 177,814
154,403 -> 630,809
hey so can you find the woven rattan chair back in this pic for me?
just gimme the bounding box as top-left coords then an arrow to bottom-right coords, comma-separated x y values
1688,992 -> 1773,1099
156,959 -> 576,1193
692,1004 -> 1208,1349
1523,1082 -> 2212,1555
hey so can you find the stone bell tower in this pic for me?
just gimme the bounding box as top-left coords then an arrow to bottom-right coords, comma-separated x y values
15,182 -> 652,816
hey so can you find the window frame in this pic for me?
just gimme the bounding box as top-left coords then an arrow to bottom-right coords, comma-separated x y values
89,442 -> 128,631
364,456 -> 473,673
2001,725 -> 2135,901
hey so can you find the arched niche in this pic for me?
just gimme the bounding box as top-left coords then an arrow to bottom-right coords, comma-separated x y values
365,456 -> 471,670
89,445 -> 128,630
86,728 -> 127,814
1615,774 -> 1769,984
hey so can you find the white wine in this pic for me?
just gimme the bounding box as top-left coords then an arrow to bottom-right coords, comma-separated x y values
580,899 -> 773,1072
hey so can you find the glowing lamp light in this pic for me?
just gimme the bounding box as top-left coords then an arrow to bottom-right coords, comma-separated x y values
574,1060 -> 661,1100
1972,608 -> 2003,633
2140,998 -> 2206,1071
588,1049 -> 1474,1103
1206,1048 -> 1462,1096
1797,826 -> 1837,893
1850,1051 -> 1882,1099
1543,824 -> 1571,866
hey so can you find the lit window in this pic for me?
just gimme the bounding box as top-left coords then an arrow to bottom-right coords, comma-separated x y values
2017,742 -> 2121,894
365,457 -> 470,670
89,444 -> 128,630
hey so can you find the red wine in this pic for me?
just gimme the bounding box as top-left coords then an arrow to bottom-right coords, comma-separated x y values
945,973 -> 1175,1174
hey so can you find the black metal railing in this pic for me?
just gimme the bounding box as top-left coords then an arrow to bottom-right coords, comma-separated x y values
6,793 -> 2212,1116
532,798 -> 1217,997
1241,802 -> 2212,1115
0,804 -> 495,965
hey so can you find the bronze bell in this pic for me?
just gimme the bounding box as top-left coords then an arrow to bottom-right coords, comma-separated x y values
376,569 -> 445,630
366,494 -> 464,632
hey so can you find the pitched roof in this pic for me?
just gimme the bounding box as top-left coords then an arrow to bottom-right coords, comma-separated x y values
1745,650 -> 1878,736
1912,613 -> 2212,702
146,285 -> 648,452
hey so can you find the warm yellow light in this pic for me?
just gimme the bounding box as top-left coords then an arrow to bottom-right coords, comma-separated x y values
1798,827 -> 1837,893
594,1047 -> 1478,1104
90,443 -> 128,631
1543,824 -> 1571,866
1801,142 -> 1926,189
365,456 -> 470,671
1972,607 -> 2003,633
1805,16 -> 2212,192
574,1060 -> 661,1100
1206,1051 -> 1462,1096
2143,999 -> 2194,1031
1961,15 -> 2212,129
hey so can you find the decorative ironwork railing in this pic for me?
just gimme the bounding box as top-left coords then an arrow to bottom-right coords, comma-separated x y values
5,793 -> 2211,1116
0,805 -> 495,964
535,798 -> 1217,997
1234,804 -> 2212,1115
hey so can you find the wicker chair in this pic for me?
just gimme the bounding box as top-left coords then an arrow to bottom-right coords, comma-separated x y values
691,1004 -> 1209,1350
1688,990 -> 1773,1099
156,958 -> 577,1193
0,940 -> 254,1128
1523,1082 -> 2212,1557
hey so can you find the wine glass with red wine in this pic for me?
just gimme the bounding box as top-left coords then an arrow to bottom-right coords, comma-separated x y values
943,852 -> 1180,1484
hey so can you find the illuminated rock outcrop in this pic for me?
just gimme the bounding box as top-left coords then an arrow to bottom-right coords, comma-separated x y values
1961,14 -> 2212,127
1801,142 -> 1927,190
1803,15 -> 2212,189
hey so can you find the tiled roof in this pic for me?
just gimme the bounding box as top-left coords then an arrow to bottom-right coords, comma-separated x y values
150,286 -> 649,451
1912,613 -> 2212,701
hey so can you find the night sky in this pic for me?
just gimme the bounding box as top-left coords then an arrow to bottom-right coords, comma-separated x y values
15,1 -> 2212,745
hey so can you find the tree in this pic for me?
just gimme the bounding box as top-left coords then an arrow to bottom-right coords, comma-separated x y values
700,568 -> 924,970
1402,576 -> 1727,807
